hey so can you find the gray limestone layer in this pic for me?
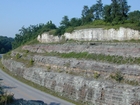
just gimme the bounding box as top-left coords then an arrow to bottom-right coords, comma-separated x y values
2,59 -> 140,105
22,43 -> 140,58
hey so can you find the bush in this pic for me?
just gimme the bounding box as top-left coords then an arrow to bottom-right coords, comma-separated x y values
0,85 -> 14,104
65,27 -> 74,33
110,71 -> 123,82
92,20 -> 106,26
29,59 -> 34,66
25,50 -> 29,53
93,72 -> 100,79
48,29 -> 57,35
125,80 -> 139,86
16,53 -> 21,59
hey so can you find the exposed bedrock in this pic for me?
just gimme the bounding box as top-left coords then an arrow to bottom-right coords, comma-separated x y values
37,27 -> 140,43
2,59 -> 140,105
22,43 -> 140,58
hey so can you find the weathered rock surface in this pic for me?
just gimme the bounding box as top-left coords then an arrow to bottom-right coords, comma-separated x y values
3,27 -> 140,104
21,43 -> 140,82
37,27 -> 140,43
2,59 -> 140,105
22,43 -> 140,57
37,32 -> 61,43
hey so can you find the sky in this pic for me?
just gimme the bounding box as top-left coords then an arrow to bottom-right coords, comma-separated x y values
0,0 -> 139,38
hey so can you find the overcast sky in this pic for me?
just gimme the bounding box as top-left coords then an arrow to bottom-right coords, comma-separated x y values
0,0 -> 139,38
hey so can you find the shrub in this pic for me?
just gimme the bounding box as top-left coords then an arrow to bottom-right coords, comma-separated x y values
48,29 -> 56,35
0,85 -> 14,104
25,50 -> 29,53
125,80 -> 139,86
16,53 -> 21,59
29,59 -> 34,66
93,72 -> 100,79
65,27 -> 74,33
92,20 -> 106,26
110,71 -> 123,82
47,66 -> 51,70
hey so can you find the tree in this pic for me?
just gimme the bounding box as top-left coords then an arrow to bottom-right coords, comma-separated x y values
94,0 -> 103,20
0,36 -> 14,53
119,0 -> 130,22
55,26 -> 65,36
103,5 -> 112,22
128,10 -> 140,26
111,0 -> 121,24
128,10 -> 140,23
81,5 -> 94,24
12,24 -> 44,48
60,16 -> 70,28
69,18 -> 82,27
110,0 -> 130,24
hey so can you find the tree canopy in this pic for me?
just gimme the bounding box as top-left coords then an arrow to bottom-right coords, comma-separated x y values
12,0 -> 140,49
0,36 -> 14,53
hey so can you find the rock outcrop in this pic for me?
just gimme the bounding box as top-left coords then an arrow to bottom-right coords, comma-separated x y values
2,27 -> 140,105
37,27 -> 140,43
2,41 -> 140,105
2,59 -> 140,105
37,32 -> 61,43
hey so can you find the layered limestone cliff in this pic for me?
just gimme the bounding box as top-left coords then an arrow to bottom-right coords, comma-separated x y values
2,41 -> 140,105
37,27 -> 140,43
2,59 -> 140,105
2,27 -> 140,105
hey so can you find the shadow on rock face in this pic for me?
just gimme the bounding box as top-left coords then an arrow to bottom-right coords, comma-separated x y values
8,99 -> 61,105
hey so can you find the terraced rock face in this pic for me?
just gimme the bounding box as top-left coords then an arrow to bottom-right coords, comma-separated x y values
23,42 -> 140,57
2,42 -> 140,105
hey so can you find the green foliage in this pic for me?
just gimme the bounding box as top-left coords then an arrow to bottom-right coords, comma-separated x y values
12,21 -> 56,49
65,27 -> 74,33
81,5 -> 94,24
29,59 -> 34,66
128,10 -> 140,23
0,36 -> 14,54
103,5 -> 112,22
91,0 -> 103,20
125,80 -> 139,86
48,29 -> 57,35
47,65 -> 51,70
0,84 -> 14,104
60,16 -> 70,28
102,0 -> 130,24
110,71 -> 124,82
16,53 -> 21,59
11,0 -> 140,49
69,18 -> 82,27
25,50 -> 29,53
61,52 -> 88,59
55,26 -> 65,36
93,72 -> 100,79
91,20 -> 106,25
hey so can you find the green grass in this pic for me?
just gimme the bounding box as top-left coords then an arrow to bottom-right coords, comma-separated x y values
44,51 -> 140,65
75,22 -> 140,31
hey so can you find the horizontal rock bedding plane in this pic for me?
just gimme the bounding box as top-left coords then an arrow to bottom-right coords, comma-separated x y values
2,27 -> 140,105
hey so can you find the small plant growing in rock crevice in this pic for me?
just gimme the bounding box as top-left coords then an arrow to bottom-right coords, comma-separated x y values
110,71 -> 123,82
25,50 -> 29,53
93,72 -> 100,79
16,53 -> 21,59
29,59 -> 34,66
47,66 -> 51,72
125,80 -> 139,86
